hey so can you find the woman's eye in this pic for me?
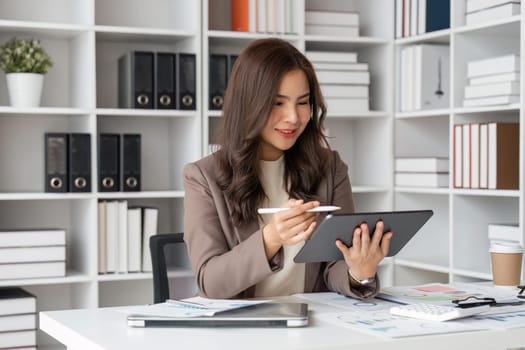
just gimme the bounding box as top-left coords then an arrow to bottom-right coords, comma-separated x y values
298,101 -> 309,105
274,101 -> 283,106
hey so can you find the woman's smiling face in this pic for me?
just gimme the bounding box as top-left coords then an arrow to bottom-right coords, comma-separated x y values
259,69 -> 311,161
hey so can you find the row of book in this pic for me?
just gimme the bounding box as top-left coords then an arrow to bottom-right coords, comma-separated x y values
0,287 -> 37,349
118,51 -> 196,110
464,54 -> 520,108
231,0 -> 299,34
399,44 -> 450,112
98,201 -> 158,274
305,10 -> 359,37
0,229 -> 66,280
466,0 -> 521,26
45,133 -> 141,193
395,0 -> 450,38
305,51 -> 370,113
395,157 -> 449,188
453,122 -> 518,189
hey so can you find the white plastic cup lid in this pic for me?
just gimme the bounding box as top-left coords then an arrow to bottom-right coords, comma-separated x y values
489,240 -> 523,254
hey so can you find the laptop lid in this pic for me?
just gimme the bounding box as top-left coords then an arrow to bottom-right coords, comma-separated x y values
127,302 -> 308,328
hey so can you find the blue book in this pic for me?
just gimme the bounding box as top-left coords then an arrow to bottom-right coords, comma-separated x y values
426,0 -> 450,33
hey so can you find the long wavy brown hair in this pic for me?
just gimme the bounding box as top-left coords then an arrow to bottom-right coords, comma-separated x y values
215,38 -> 329,226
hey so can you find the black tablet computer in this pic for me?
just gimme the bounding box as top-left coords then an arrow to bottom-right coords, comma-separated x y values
293,210 -> 433,263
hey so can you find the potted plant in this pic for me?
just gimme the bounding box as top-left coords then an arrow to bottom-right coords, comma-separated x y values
0,37 -> 53,107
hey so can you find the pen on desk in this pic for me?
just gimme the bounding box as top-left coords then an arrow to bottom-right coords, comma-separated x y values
257,206 -> 341,214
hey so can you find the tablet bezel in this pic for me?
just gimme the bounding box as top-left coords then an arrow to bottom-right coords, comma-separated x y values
293,210 -> 433,263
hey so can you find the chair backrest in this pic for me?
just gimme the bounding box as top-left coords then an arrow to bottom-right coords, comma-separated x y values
150,233 -> 196,303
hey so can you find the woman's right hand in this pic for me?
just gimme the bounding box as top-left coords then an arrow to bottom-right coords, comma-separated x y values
261,199 -> 320,259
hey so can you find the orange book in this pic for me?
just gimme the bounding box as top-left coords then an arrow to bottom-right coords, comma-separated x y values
231,0 -> 249,32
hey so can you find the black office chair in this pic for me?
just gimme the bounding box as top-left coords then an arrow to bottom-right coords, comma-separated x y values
150,233 -> 197,303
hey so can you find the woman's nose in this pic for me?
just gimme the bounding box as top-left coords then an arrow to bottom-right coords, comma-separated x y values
283,105 -> 299,123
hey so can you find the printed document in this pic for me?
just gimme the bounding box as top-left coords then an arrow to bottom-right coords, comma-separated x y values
119,297 -> 269,318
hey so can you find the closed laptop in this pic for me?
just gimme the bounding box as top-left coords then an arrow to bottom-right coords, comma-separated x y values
127,302 -> 308,328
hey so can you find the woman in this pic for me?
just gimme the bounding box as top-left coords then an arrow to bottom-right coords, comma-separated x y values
183,38 -> 392,299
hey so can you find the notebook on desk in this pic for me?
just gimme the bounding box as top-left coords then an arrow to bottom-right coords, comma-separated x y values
127,302 -> 309,328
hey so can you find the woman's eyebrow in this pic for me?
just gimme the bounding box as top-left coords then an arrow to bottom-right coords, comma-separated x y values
275,92 -> 310,100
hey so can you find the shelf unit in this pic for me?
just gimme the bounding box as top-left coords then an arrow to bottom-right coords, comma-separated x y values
393,1 -> 524,286
3,0 -> 521,347
0,0 -> 200,348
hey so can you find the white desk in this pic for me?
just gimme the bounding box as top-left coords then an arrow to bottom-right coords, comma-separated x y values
40,296 -> 525,350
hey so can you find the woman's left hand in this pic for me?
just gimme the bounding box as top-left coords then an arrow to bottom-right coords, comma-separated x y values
335,220 -> 393,280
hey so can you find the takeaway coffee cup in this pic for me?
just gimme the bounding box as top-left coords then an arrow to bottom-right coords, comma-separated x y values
489,241 -> 523,286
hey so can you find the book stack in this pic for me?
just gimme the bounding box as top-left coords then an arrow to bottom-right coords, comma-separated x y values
466,0 -> 521,26
464,54 -> 520,108
0,229 -> 66,280
0,287 -> 37,349
453,123 -> 518,189
399,44 -> 450,112
305,10 -> 359,37
395,157 -> 449,188
98,201 -> 159,274
488,223 -> 522,246
306,51 -> 370,114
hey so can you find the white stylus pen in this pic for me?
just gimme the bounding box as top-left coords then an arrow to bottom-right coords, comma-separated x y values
257,206 -> 341,214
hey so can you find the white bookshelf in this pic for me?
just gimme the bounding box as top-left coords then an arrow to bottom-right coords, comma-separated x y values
0,1 -> 200,348
393,0 -> 524,286
3,0 -> 521,348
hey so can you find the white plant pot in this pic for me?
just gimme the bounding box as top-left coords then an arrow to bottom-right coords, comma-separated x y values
6,73 -> 44,107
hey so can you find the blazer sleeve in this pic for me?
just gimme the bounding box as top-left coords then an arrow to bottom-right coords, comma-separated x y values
322,151 -> 380,299
183,161 -> 281,299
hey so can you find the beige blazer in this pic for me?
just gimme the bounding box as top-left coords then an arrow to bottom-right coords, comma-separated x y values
183,149 -> 379,299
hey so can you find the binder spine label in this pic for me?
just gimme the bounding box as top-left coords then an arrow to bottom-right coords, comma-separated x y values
45,133 -> 69,193
177,53 -> 196,110
209,54 -> 228,110
118,51 -> 154,109
98,134 -> 120,192
155,53 -> 177,109
121,134 -> 141,191
69,133 -> 92,192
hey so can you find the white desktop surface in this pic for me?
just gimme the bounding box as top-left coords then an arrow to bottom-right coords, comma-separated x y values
40,296 -> 525,350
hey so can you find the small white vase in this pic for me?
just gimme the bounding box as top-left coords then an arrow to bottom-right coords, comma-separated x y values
6,73 -> 44,107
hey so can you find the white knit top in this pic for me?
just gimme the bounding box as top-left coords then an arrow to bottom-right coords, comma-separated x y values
254,156 -> 306,297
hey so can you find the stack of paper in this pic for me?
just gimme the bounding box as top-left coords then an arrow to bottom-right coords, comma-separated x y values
305,10 -> 359,37
121,296 -> 268,318
395,157 -> 449,188
466,0 -> 521,26
0,287 -> 37,349
464,54 -> 520,107
306,51 -> 370,114
0,229 -> 66,280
